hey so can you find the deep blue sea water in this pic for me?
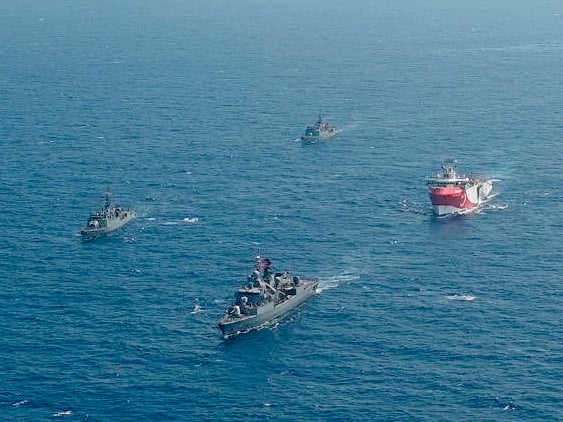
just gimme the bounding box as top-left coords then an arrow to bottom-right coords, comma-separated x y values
1,0 -> 562,420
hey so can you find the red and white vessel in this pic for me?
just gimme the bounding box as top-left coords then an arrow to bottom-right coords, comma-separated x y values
427,159 -> 493,216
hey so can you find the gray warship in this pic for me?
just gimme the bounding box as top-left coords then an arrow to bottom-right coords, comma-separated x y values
81,192 -> 136,240
301,113 -> 339,143
218,256 -> 319,337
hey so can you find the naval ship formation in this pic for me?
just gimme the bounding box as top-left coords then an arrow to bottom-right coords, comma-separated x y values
427,159 -> 494,217
78,125 -> 499,339
81,192 -> 136,240
218,256 -> 319,338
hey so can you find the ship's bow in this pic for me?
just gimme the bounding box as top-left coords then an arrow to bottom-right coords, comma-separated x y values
429,186 -> 473,216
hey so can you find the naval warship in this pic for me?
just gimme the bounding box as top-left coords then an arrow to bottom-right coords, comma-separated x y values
301,113 -> 339,143
218,256 -> 319,337
81,192 -> 136,240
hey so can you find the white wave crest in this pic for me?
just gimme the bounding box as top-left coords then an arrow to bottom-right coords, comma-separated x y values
53,410 -> 73,417
12,399 -> 28,407
447,294 -> 477,302
190,304 -> 203,314
163,217 -> 200,225
485,203 -> 508,211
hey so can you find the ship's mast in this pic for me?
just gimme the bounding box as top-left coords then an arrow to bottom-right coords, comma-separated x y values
316,111 -> 323,127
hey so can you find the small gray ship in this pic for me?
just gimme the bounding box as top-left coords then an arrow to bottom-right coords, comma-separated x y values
301,113 -> 339,143
81,192 -> 136,240
218,256 -> 319,337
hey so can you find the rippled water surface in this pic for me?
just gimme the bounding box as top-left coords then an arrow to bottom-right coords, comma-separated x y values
1,1 -> 562,420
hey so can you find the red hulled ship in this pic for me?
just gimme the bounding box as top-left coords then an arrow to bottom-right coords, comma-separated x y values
427,159 -> 493,217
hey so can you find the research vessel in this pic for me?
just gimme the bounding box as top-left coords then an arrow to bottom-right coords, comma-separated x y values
427,159 -> 493,216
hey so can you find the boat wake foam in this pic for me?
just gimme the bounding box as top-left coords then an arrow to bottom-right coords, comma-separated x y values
447,294 -> 477,302
163,217 -> 201,225
484,203 -> 509,211
53,410 -> 73,417
317,273 -> 360,293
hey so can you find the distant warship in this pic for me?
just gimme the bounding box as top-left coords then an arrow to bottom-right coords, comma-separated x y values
81,192 -> 135,240
218,255 -> 319,337
301,113 -> 339,143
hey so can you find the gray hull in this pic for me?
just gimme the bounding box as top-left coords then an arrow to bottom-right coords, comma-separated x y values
301,130 -> 338,143
81,212 -> 136,239
219,280 -> 318,337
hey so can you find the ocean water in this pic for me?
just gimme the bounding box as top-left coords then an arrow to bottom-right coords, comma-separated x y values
1,0 -> 562,420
